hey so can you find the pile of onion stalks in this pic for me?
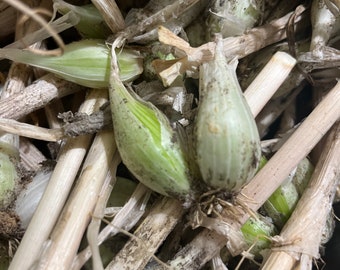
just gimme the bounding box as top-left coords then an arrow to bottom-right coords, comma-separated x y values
0,0 -> 339,270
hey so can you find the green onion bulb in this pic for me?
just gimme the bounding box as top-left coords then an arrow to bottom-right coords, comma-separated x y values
0,39 -> 143,88
195,41 -> 261,192
109,74 -> 195,201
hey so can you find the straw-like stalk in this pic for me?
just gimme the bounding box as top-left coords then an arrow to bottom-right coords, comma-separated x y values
239,40 -> 309,99
34,129 -> 117,269
91,0 -> 124,33
86,155 -> 120,270
0,118 -> 64,141
238,81 -> 340,216
262,121 -> 340,270
106,0 -> 200,46
243,52 -> 297,116
44,98 -> 66,130
325,0 -> 340,15
0,0 -> 52,236
106,197 -> 184,270
72,183 -> 151,270
8,89 -> 108,270
1,0 -> 50,144
256,82 -> 307,138
124,0 -> 208,44
3,11 -> 78,51
0,74 -> 84,120
19,138 -> 47,172
155,5 -> 306,86
2,0 -> 65,55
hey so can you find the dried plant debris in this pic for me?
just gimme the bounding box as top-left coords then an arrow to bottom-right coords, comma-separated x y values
0,0 -> 339,270
59,107 -> 112,137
